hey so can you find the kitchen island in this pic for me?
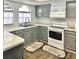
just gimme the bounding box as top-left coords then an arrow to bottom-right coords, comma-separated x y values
3,32 -> 24,59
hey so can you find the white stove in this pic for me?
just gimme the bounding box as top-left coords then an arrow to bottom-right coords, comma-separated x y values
48,26 -> 64,50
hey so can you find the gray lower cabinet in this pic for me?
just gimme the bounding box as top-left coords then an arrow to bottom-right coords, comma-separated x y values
10,26 -> 48,46
23,29 -> 32,46
32,27 -> 39,42
64,30 -> 76,52
39,26 -> 48,42
23,27 -> 39,46
3,44 -> 24,59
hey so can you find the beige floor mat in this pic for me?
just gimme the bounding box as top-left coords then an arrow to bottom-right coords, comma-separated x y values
25,41 -> 44,52
42,45 -> 65,58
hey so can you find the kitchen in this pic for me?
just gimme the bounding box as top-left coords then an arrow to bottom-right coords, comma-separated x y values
3,0 -> 76,59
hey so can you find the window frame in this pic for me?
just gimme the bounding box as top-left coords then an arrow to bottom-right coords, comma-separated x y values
18,6 -> 31,23
4,10 -> 13,25
3,2 -> 14,25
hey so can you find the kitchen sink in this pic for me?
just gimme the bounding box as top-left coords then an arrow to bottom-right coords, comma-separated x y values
19,24 -> 34,27
19,22 -> 34,27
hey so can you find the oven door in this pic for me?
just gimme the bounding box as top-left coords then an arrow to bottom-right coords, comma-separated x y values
48,28 -> 64,50
49,30 -> 62,41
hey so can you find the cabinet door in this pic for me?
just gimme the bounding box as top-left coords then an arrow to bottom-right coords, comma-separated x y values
39,27 -> 48,42
50,2 -> 66,18
24,30 -> 32,46
64,33 -> 76,51
35,6 -> 43,17
66,1 -> 76,18
32,29 -> 39,42
3,44 -> 23,59
35,4 -> 50,17
42,29 -> 48,42
43,4 -> 51,17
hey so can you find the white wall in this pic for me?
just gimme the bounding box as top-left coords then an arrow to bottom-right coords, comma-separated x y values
33,0 -> 76,28
8,1 -> 33,25
5,0 -> 76,27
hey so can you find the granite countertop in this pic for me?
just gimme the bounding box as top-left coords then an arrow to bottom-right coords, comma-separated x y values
65,28 -> 76,32
3,24 -> 76,52
4,24 -> 76,32
4,24 -> 49,32
3,32 -> 24,52
3,24 -> 48,51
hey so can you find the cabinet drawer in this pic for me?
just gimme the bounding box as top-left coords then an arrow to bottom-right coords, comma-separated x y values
65,30 -> 76,35
31,27 -> 39,30
10,30 -> 23,34
10,31 -> 16,34
39,26 -> 48,29
23,28 -> 32,32
15,30 -> 23,34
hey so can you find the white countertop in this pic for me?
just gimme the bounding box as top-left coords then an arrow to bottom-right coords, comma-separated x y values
64,28 -> 76,32
4,24 -> 76,32
4,24 -> 49,32
3,24 -> 48,51
3,24 -> 76,52
3,32 -> 24,52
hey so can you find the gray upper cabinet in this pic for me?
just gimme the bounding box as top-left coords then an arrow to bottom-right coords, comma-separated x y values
35,4 -> 51,17
64,30 -> 76,52
43,5 -> 51,17
66,1 -> 76,18
35,6 -> 43,17
50,0 -> 66,18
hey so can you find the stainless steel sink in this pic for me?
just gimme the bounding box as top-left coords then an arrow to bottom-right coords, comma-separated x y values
19,24 -> 34,27
19,22 -> 34,27
20,25 -> 34,27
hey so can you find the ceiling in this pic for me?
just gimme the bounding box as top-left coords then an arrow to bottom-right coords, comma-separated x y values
5,0 -> 51,5
29,0 -> 50,2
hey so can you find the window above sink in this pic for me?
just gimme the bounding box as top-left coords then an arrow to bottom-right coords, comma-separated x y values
18,5 -> 31,23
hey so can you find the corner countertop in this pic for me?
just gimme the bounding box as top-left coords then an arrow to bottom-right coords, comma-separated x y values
3,24 -> 48,51
3,32 -> 24,52
4,24 -> 49,32
4,24 -> 76,32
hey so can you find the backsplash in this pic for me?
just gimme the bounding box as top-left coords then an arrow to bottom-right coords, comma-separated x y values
35,17 -> 53,26
34,17 -> 67,26
66,18 -> 76,29
33,17 -> 76,29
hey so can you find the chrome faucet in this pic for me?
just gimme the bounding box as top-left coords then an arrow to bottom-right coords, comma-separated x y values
25,17 -> 30,23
